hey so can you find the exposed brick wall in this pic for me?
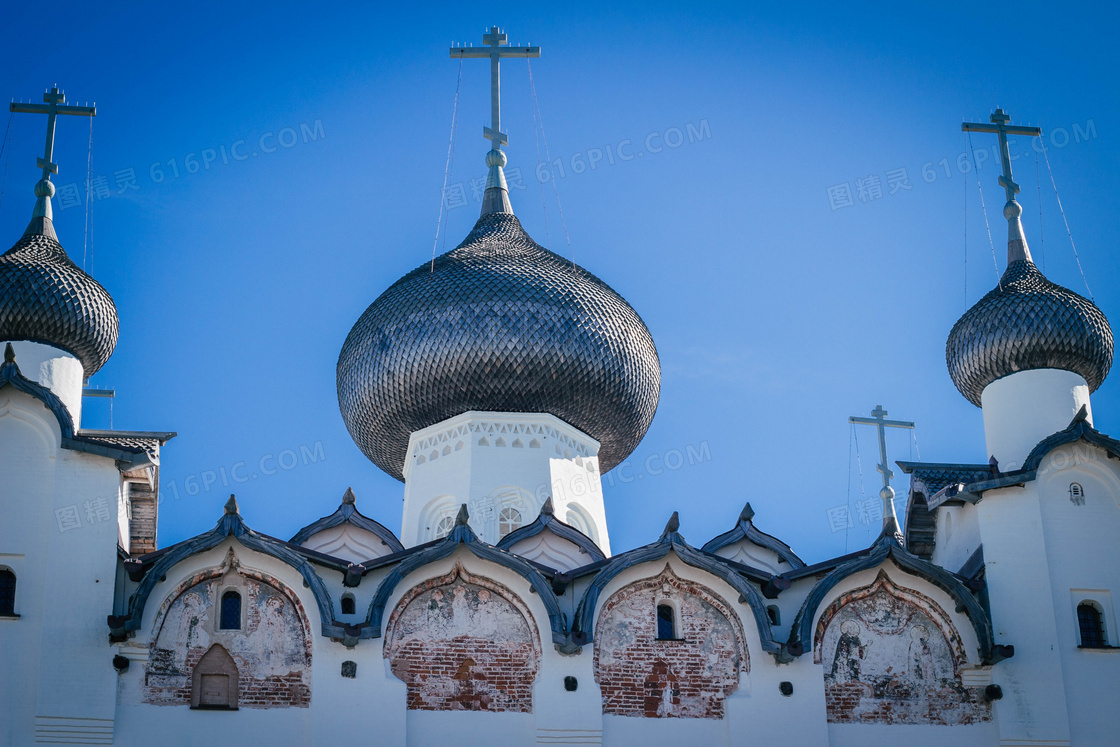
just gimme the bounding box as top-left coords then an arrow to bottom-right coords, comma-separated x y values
143,552 -> 312,709
384,564 -> 541,713
816,570 -> 991,725
128,475 -> 158,555
594,565 -> 746,719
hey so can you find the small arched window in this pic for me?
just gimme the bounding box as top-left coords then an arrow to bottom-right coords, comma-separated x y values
435,515 -> 455,540
219,590 -> 242,630
341,594 -> 356,615
499,507 -> 522,538
656,604 -> 676,640
0,570 -> 15,616
767,605 -> 781,626
1078,602 -> 1107,648
1069,483 -> 1086,506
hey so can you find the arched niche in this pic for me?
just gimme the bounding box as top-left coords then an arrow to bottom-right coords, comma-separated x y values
814,570 -> 991,725
144,549 -> 312,709
383,563 -> 541,713
593,564 -> 746,719
191,644 -> 239,710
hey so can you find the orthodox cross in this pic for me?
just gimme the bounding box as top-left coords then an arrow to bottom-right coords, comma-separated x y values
10,86 -> 96,186
849,405 -> 914,493
849,405 -> 914,541
450,27 -> 540,150
961,108 -> 1041,205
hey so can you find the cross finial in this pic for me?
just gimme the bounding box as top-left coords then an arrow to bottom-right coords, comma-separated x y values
962,108 -> 1043,264
9,86 -> 96,237
849,405 -> 915,545
450,27 -> 540,216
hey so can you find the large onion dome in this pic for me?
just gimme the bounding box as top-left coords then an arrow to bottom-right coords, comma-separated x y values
0,218 -> 119,377
337,211 -> 661,481
946,234 -> 1112,407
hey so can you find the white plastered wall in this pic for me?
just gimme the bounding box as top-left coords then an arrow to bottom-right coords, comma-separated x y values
401,412 -> 610,553
1030,443 -> 1120,745
981,369 -> 1091,470
0,386 -> 123,745
6,340 -> 85,429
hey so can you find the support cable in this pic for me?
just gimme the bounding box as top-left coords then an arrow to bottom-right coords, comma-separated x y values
967,132 -> 1000,290
1040,137 -> 1093,300
527,58 -> 574,267
432,57 -> 464,272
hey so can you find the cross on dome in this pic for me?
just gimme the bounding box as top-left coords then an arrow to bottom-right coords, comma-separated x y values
962,108 -> 1042,263
451,26 -> 541,151
849,405 -> 914,543
451,27 -> 541,216
9,86 -> 96,231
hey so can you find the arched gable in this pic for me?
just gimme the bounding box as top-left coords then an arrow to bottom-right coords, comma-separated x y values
814,570 -> 991,726
383,563 -> 541,713
115,498 -> 342,639
367,507 -> 566,646
144,549 -> 312,709
573,515 -> 783,658
594,564 -> 747,719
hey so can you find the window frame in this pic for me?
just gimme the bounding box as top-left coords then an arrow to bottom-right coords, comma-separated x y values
0,568 -> 17,618
340,593 -> 356,616
218,589 -> 243,631
655,602 -> 683,641
1072,589 -> 1118,651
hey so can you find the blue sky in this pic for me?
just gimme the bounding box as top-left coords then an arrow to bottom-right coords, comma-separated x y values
3,1 -> 1117,561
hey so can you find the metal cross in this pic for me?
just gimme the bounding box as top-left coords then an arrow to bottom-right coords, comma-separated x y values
450,27 -> 540,149
849,405 -> 914,493
10,86 -> 96,184
962,108 -> 1041,205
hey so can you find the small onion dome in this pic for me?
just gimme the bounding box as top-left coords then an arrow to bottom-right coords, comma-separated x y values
946,259 -> 1113,406
337,212 -> 661,481
0,226 -> 119,376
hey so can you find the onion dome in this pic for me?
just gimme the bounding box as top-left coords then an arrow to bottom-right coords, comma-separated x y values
337,209 -> 661,481
0,198 -> 119,378
946,120 -> 1112,406
947,255 -> 1112,406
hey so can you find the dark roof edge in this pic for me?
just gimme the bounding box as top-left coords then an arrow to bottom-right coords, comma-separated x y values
571,522 -> 784,658
289,497 -> 404,554
699,503 -> 804,569
364,514 -> 568,647
787,536 -> 995,663
115,504 -> 343,639
495,501 -> 606,563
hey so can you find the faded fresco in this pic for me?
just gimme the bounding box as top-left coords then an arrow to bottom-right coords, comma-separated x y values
594,566 -> 746,719
143,551 -> 312,708
816,572 -> 990,725
384,564 -> 541,713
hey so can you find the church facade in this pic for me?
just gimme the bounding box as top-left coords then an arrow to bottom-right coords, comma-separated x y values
2,32 -> 1118,747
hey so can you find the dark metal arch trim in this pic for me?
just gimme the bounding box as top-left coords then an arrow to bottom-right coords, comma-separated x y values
290,500 -> 404,554
1022,406 -> 1120,472
118,509 -> 343,638
788,536 -> 995,662
495,502 -> 605,564
700,503 -> 805,569
366,521 -> 568,646
572,527 -> 783,657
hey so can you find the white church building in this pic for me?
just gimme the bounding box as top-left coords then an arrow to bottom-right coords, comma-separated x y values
2,28 -> 1118,747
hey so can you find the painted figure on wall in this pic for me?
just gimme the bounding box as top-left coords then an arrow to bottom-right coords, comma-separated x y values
816,572 -> 990,725
143,553 -> 313,709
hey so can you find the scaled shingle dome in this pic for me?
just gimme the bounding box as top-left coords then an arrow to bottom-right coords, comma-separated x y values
946,259 -> 1113,406
337,212 -> 661,481
0,228 -> 119,376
